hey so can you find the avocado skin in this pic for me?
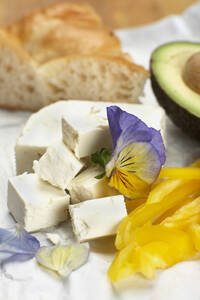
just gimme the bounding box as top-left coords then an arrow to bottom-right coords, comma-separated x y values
150,66 -> 200,141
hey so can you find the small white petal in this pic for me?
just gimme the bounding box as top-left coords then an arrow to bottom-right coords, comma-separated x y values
36,243 -> 89,277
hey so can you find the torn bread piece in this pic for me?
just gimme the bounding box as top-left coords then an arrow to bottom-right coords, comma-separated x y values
62,100 -> 166,158
69,195 -> 127,242
33,141 -> 85,190
8,2 -> 121,64
4,2 -> 148,109
69,166 -> 119,204
7,173 -> 70,232
40,55 -> 148,105
0,28 -> 45,111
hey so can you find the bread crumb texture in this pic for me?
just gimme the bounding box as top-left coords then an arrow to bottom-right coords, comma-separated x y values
0,3 -> 149,111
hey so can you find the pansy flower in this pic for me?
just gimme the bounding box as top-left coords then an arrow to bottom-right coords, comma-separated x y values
91,106 -> 166,199
106,106 -> 166,199
0,224 -> 40,267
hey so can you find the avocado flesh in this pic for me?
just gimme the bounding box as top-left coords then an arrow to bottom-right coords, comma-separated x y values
150,42 -> 200,140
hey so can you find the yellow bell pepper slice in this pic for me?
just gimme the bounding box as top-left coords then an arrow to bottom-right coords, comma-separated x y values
116,180 -> 200,250
147,179 -> 182,204
188,224 -> 200,251
116,180 -> 184,250
108,224 -> 195,282
134,241 -> 172,279
159,167 -> 200,180
154,198 -> 192,224
107,244 -> 138,282
161,196 -> 200,229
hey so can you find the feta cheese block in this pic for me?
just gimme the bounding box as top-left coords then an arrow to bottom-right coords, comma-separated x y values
69,166 -> 119,204
15,101 -> 70,174
33,141 -> 85,190
62,101 -> 166,158
69,195 -> 127,242
7,173 -> 70,232
16,99 -> 165,174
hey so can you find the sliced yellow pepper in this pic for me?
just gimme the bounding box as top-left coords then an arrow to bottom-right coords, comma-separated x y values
161,196 -> 200,229
116,180 -> 200,250
188,224 -> 200,252
108,224 -> 195,282
109,158 -> 200,282
147,179 -> 182,204
159,167 -> 200,180
154,197 -> 193,224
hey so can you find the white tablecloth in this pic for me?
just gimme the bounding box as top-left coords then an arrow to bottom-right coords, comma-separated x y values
1,3 -> 200,299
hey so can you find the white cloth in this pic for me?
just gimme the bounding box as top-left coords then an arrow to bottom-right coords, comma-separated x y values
1,3 -> 200,299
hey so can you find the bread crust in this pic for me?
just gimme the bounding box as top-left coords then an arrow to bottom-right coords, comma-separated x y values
8,2 -> 121,64
0,27 -> 35,64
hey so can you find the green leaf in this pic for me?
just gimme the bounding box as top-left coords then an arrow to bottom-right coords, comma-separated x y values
95,172 -> 106,179
91,148 -> 111,169
91,148 -> 111,180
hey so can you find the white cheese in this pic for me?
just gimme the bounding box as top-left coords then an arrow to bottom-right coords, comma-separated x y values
16,100 -> 165,173
69,166 -> 118,204
7,173 -> 70,232
62,106 -> 110,158
15,101 -> 70,174
33,141 -> 85,190
62,101 -> 166,158
69,195 -> 127,242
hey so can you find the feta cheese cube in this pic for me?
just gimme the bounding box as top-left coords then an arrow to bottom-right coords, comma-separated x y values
33,141 -> 85,190
69,166 -> 118,204
7,173 -> 70,232
62,106 -> 111,158
15,101 -> 70,174
62,101 -> 165,158
69,195 -> 127,242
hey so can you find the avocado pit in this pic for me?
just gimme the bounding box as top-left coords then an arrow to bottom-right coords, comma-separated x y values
183,52 -> 200,95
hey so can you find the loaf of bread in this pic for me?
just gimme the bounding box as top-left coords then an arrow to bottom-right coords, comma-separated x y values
0,3 -> 149,111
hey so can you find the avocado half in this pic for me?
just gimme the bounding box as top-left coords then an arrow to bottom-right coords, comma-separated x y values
150,41 -> 200,140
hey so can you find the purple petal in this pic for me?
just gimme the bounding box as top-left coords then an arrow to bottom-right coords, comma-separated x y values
115,125 -> 152,153
107,106 -> 144,149
107,106 -> 166,166
149,128 -> 166,165
0,224 -> 40,266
